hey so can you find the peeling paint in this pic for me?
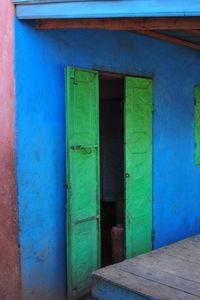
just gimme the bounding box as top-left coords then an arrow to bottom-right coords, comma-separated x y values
0,0 -> 21,299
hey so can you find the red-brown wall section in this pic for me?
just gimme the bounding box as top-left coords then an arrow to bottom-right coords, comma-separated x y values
0,0 -> 21,299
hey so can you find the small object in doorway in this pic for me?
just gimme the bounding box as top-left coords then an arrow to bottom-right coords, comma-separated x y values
111,224 -> 125,263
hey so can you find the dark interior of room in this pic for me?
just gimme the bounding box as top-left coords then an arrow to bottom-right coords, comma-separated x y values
99,77 -> 125,267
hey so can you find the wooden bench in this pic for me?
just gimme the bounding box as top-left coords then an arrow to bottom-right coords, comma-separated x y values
92,235 -> 200,300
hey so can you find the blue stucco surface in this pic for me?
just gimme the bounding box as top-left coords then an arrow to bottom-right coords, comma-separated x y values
15,20 -> 200,299
15,0 -> 200,19
92,280 -> 157,300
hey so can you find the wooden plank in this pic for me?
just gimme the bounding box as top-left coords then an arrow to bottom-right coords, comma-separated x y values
99,71 -> 124,79
159,246 -> 200,265
93,235 -> 200,300
155,240 -> 200,265
182,29 -> 200,37
158,235 -> 200,250
157,234 -> 200,247
99,70 -> 149,80
37,17 -> 200,30
129,251 -> 200,284
135,30 -> 200,51
93,267 -> 200,300
114,260 -> 200,297
15,1 -> 200,20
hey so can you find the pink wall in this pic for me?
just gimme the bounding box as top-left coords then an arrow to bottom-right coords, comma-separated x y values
0,0 -> 21,298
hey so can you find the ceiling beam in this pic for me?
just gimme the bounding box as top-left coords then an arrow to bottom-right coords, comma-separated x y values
135,30 -> 200,51
182,29 -> 200,37
37,17 -> 200,31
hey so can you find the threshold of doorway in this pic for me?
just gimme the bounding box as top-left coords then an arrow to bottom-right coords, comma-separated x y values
79,293 -> 98,300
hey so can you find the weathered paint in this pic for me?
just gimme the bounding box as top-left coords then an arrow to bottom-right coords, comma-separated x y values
125,77 -> 153,258
0,0 -> 21,299
65,67 -> 100,298
15,20 -> 200,298
92,279 -> 156,300
15,1 -> 200,19
195,86 -> 200,164
12,0 -> 200,8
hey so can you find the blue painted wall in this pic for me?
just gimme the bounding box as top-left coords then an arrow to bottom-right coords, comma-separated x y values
15,0 -> 200,19
15,20 -> 200,299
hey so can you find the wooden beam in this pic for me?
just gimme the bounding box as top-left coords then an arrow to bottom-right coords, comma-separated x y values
182,29 -> 200,37
99,70 -> 149,79
99,71 -> 124,79
135,30 -> 200,51
37,17 -> 200,31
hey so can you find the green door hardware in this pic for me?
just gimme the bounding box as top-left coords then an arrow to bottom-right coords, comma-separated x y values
125,76 -> 153,258
71,144 -> 98,154
65,67 -> 100,299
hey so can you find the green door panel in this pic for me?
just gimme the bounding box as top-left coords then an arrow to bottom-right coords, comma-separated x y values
125,76 -> 153,259
65,67 -> 100,299
195,86 -> 200,165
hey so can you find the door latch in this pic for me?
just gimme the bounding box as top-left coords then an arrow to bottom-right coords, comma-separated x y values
71,145 -> 98,154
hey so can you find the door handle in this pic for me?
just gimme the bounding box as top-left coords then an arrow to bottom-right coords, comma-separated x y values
73,215 -> 100,224
125,173 -> 130,178
71,145 -> 98,149
71,145 -> 98,154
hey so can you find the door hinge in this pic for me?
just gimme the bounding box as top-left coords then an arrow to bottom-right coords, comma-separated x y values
69,68 -> 75,79
65,184 -> 71,189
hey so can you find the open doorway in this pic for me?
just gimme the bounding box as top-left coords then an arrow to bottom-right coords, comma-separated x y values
99,76 -> 125,267
65,67 -> 153,299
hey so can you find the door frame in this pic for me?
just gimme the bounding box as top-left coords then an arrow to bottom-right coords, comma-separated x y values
65,67 -> 153,298
98,69 -> 153,257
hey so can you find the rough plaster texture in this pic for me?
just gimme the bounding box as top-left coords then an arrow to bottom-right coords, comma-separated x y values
15,20 -> 200,299
0,0 -> 21,299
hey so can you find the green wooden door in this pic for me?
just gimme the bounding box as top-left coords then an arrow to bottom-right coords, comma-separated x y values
125,76 -> 153,259
65,67 -> 100,299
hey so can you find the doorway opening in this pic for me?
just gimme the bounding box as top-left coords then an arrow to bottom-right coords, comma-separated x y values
65,67 -> 153,299
99,76 -> 125,267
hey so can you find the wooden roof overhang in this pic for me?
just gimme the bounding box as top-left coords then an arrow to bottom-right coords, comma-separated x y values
14,0 -> 200,51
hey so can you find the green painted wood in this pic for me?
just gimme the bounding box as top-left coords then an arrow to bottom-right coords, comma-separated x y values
195,86 -> 200,165
65,67 -> 100,299
125,76 -> 153,259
